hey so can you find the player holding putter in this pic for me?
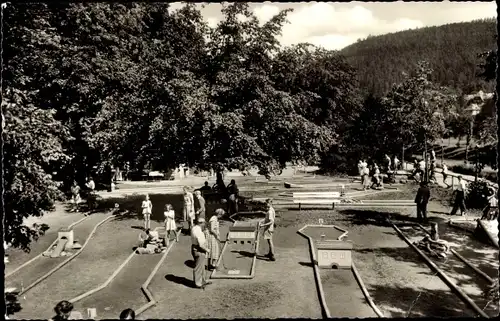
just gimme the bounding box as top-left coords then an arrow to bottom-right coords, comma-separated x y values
259,199 -> 276,261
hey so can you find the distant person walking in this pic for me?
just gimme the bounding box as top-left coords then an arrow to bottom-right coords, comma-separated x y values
191,218 -> 211,289
361,160 -> 370,190
259,199 -> 276,261
183,186 -> 195,230
194,190 -> 206,221
384,154 -> 391,173
205,208 -> 223,270
371,164 -> 382,189
70,181 -> 82,213
226,179 -> 239,215
164,204 -> 179,246
393,156 -> 400,171
415,181 -> 431,223
357,160 -> 364,182
141,194 -> 152,230
85,177 -> 96,213
450,176 -> 467,216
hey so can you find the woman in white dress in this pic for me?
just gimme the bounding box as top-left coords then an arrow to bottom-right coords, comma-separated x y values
183,186 -> 195,230
164,204 -> 179,246
141,194 -> 152,230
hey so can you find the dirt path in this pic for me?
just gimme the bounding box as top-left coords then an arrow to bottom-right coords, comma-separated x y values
140,224 -> 322,319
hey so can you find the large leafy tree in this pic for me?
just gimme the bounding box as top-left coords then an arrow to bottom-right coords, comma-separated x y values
2,89 -> 70,251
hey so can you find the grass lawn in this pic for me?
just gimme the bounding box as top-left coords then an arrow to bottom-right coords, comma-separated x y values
7,176 -> 497,319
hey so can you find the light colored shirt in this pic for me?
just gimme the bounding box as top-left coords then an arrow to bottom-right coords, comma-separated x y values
147,230 -> 159,242
488,196 -> 498,207
191,225 -> 206,247
418,161 -> 426,170
86,180 -> 95,190
164,210 -> 175,220
456,180 -> 467,192
442,165 -> 448,173
142,200 -> 152,214
265,207 -> 276,232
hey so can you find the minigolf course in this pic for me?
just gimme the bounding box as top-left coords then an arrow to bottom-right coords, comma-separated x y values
298,224 -> 383,318
211,212 -> 264,279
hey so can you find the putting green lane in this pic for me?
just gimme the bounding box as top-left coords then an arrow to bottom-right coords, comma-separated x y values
10,215 -> 147,320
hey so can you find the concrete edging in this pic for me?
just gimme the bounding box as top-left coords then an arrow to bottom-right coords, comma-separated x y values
391,223 -> 489,318
210,223 -> 261,280
69,250 -> 136,303
416,223 -> 495,284
298,224 -> 384,318
18,214 -> 115,295
351,263 -> 385,318
297,227 -> 331,319
5,215 -> 90,278
135,241 -> 176,316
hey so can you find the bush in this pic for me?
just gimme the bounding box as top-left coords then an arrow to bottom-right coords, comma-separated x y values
465,180 -> 490,209
449,164 -> 498,184
450,164 -> 476,176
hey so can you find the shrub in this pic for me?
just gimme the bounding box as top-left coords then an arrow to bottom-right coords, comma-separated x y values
483,171 -> 498,183
450,164 -> 476,176
450,164 -> 498,184
465,180 -> 490,209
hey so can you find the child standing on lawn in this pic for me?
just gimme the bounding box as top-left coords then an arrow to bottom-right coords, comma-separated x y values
259,199 -> 276,261
164,204 -> 179,246
142,194 -> 152,230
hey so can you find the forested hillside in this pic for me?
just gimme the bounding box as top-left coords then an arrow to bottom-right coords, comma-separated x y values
341,19 -> 496,96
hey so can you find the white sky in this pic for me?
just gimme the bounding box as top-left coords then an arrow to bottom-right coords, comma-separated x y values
170,1 -> 496,50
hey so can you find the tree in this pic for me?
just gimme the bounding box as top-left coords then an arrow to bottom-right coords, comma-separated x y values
2,88 -> 70,251
382,62 -> 458,166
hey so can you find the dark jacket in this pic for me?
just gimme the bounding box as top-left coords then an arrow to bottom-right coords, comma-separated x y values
415,185 -> 430,204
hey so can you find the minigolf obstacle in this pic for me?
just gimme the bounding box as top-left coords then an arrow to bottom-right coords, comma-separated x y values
43,228 -> 83,258
316,240 -> 353,269
211,221 -> 260,279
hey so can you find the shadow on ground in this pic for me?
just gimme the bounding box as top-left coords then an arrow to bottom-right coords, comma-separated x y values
165,274 -> 196,288
369,283 -> 475,317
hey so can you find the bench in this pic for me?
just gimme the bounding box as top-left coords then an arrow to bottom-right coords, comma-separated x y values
335,199 -> 416,209
293,192 -> 342,210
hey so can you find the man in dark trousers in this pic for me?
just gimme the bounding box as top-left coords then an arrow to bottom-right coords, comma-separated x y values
415,181 -> 431,223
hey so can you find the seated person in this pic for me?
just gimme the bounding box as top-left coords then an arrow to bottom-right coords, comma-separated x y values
141,229 -> 160,247
199,181 -> 212,193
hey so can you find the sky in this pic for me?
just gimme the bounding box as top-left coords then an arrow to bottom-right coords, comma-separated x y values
169,1 -> 497,50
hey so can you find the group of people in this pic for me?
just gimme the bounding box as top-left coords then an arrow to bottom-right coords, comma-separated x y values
48,300 -> 135,320
357,160 -> 384,190
190,198 -> 276,289
70,177 -> 96,213
414,174 -> 498,223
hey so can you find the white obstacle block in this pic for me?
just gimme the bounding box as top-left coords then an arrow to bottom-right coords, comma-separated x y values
316,240 -> 353,270
87,308 -> 97,319
58,228 -> 74,250
228,225 -> 258,246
